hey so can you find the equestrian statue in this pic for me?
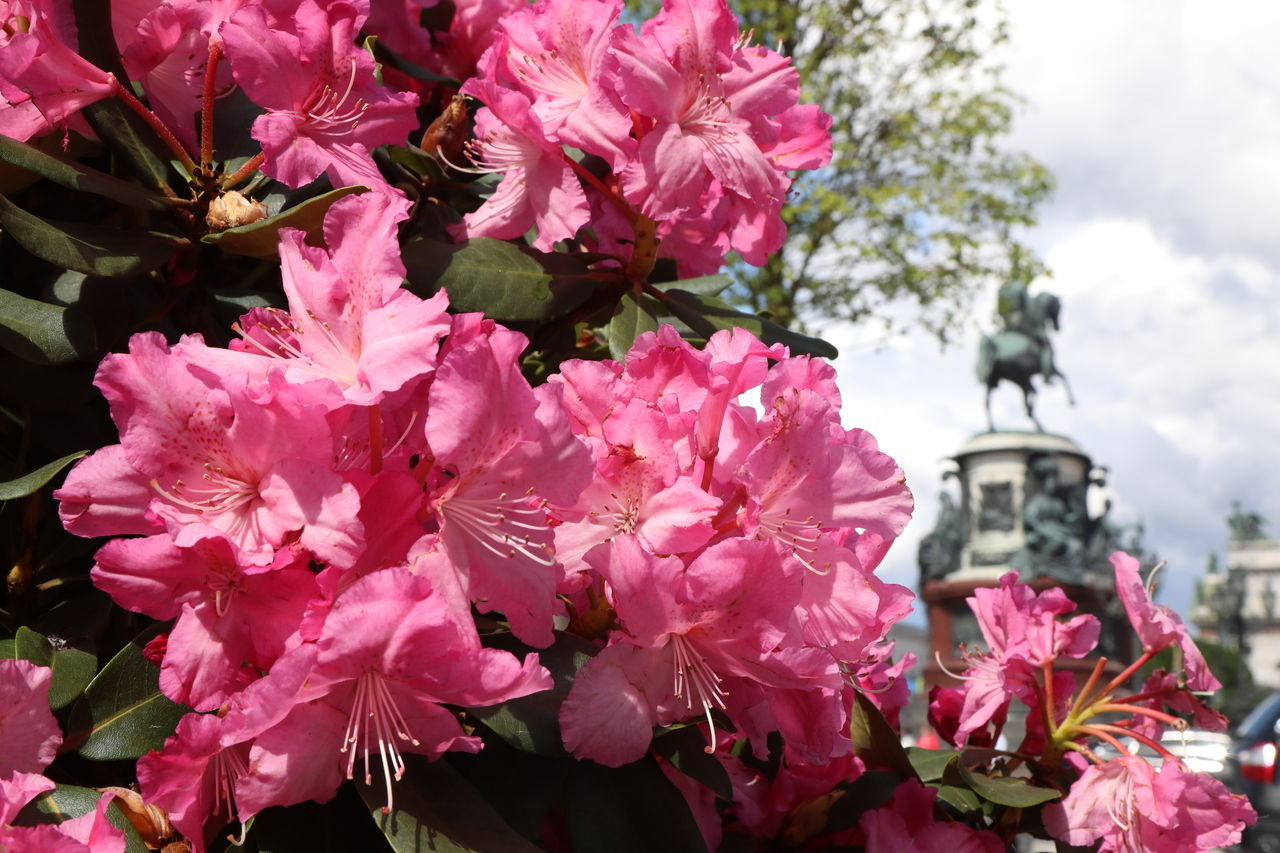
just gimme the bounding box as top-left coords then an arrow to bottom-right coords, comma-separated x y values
976,280 -> 1074,431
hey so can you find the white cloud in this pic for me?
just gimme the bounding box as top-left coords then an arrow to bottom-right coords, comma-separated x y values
827,3 -> 1280,627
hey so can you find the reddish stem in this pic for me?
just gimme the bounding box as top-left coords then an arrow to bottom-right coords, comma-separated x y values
221,152 -> 266,189
110,75 -> 197,174
1091,649 -> 1156,705
1069,656 -> 1109,717
1089,701 -> 1183,727
562,153 -> 633,223
200,36 -> 223,168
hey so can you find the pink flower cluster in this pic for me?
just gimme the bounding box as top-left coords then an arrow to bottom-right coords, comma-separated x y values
927,555 -> 1255,852
52,190 -> 913,849
455,0 -> 832,274
0,659 -> 126,852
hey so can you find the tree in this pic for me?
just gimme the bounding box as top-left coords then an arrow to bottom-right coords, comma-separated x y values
725,0 -> 1055,340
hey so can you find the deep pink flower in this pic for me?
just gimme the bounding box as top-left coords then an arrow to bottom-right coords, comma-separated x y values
221,0 -> 419,190
0,659 -> 61,777
1112,551 -> 1220,691
0,0 -> 113,141
0,773 -> 126,852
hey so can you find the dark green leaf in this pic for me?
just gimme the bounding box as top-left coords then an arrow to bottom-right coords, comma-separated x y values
356,756 -> 541,853
848,690 -> 915,779
467,631 -> 595,757
0,450 -> 88,501
24,784 -> 150,853
652,725 -> 733,800
819,770 -> 901,834
403,237 -> 597,322
653,274 -> 733,297
201,185 -> 369,257
12,626 -> 96,710
660,289 -> 839,358
607,290 -> 660,361
0,134 -> 172,210
0,287 -> 96,364
0,195 -> 178,277
372,41 -> 459,86
956,763 -> 1062,808
935,783 -> 984,815
907,746 -> 959,783
252,786 -> 394,853
565,758 -> 708,853
71,623 -> 188,760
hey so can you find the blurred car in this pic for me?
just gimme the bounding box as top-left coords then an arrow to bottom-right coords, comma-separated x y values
1228,691 -> 1280,852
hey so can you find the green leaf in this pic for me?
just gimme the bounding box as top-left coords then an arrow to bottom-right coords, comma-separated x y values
564,758 -> 709,853
0,287 -> 96,364
935,783 -> 984,815
659,289 -> 839,358
356,756 -> 541,853
0,135 -> 172,210
956,763 -> 1062,808
653,274 -> 733,297
848,689 -> 916,779
651,725 -> 733,800
201,185 -> 369,257
907,746 -> 960,783
12,626 -> 96,710
467,631 -> 595,757
607,290 -> 660,361
0,450 -> 88,500
71,623 -> 188,760
402,237 -> 597,322
24,784 -> 150,853
0,195 -> 178,278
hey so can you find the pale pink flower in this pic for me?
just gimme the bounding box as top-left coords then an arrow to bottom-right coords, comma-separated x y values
1044,755 -> 1255,852
859,779 -> 1004,852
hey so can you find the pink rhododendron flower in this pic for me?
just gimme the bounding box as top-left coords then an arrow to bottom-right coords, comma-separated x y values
221,0 -> 419,190
230,568 -> 550,815
0,773 -> 126,852
0,0 -> 113,140
1044,755 -> 1255,852
0,659 -> 61,776
1112,551 -> 1220,691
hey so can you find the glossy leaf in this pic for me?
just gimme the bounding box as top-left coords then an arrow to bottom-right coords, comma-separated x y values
607,290 -> 660,361
71,624 -> 188,760
10,626 -> 96,710
660,288 -> 838,358
565,758 -> 709,853
957,763 -> 1062,808
403,237 -> 596,322
356,756 -> 541,853
0,450 -> 88,501
0,287 -> 96,364
201,185 -> 369,257
0,195 -> 178,278
935,783 -> 984,815
0,134 -> 171,210
24,784 -> 150,853
652,725 -> 733,800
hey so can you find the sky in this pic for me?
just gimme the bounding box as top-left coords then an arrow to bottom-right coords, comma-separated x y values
826,1 -> 1280,627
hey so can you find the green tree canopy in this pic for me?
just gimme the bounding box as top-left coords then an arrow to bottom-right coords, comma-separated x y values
724,0 -> 1055,339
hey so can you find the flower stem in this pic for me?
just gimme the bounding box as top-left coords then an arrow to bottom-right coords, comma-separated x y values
1091,649 -> 1155,705
200,36 -> 224,168
110,75 -> 197,174
222,152 -> 266,189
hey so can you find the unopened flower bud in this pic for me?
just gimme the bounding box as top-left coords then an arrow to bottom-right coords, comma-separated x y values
205,191 -> 268,231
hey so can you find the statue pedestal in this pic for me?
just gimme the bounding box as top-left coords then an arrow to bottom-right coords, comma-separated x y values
918,430 -> 1129,691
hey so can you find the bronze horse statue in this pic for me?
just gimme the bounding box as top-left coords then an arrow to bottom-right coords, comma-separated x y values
976,290 -> 1074,431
